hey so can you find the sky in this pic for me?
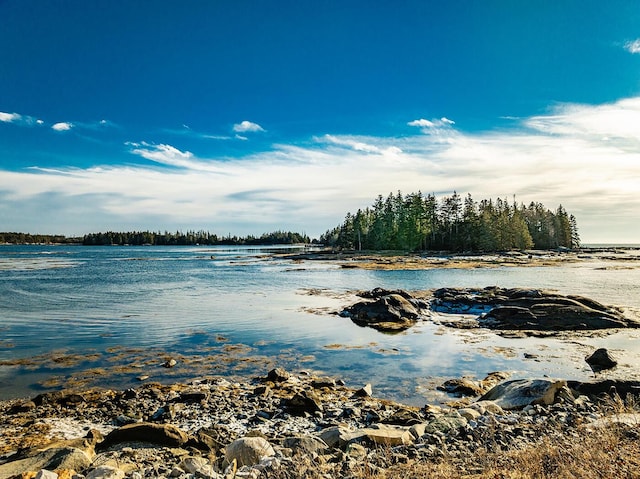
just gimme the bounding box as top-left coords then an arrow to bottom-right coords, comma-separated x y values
1,1 -> 640,243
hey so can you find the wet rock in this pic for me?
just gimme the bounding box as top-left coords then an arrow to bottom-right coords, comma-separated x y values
432,287 -> 637,332
438,379 -> 484,397
479,379 -> 567,410
224,437 -> 275,467
98,423 -> 189,450
342,293 -> 426,332
585,348 -> 618,372
163,358 -> 177,368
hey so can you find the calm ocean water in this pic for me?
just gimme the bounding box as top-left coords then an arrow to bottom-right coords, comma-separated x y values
2,245 -> 640,404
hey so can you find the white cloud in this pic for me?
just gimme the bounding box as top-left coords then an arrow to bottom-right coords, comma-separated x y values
624,39 -> 640,54
233,120 -> 265,133
52,122 -> 74,131
2,98 -> 640,242
0,112 -> 22,123
407,117 -> 457,138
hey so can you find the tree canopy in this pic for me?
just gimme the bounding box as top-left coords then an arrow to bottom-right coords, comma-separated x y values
319,191 -> 580,252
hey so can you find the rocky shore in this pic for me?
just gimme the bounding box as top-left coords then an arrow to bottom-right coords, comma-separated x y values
2,368 -> 640,479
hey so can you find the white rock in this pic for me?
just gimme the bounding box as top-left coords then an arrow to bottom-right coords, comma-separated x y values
35,470 -> 58,479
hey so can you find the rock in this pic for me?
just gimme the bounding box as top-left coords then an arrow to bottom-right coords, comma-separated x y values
163,358 -> 177,368
479,379 -> 567,410
285,390 -> 323,415
0,447 -> 92,479
354,384 -> 373,398
567,379 -> 640,398
585,348 -> 618,372
282,436 -> 329,455
358,424 -> 414,446
457,408 -> 482,421
342,293 -> 425,332
345,443 -> 367,461
98,423 -> 189,450
432,287 -> 637,332
266,368 -> 290,383
85,466 -> 126,479
319,425 -> 356,449
424,415 -> 468,434
224,437 -> 275,467
438,379 -> 484,397
9,400 -> 37,414
382,407 -> 423,425
35,470 -> 58,479
179,457 -> 219,478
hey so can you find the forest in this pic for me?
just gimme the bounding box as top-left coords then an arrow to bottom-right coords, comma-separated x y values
81,230 -> 310,246
320,191 -> 580,252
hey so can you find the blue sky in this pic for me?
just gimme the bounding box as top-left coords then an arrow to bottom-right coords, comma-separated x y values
1,1 -> 640,242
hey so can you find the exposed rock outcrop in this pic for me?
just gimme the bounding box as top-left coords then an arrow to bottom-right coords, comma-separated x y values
432,287 -> 637,333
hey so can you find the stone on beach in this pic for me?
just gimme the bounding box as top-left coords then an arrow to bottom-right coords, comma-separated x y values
585,348 -> 618,372
479,379 -> 567,410
224,437 -> 275,467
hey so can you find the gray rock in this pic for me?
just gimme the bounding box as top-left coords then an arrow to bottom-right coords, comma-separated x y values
354,383 -> 373,398
479,379 -> 567,410
282,436 -> 329,455
267,367 -> 290,382
225,437 -> 275,467
86,465 -> 126,479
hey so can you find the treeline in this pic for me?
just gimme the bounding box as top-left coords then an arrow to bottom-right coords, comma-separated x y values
0,232 -> 81,244
320,191 -> 580,252
82,230 -> 311,246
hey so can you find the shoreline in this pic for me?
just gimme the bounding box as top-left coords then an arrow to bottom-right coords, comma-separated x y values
1,368 -> 639,478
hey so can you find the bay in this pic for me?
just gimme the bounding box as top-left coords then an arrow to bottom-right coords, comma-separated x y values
1,244 -> 640,404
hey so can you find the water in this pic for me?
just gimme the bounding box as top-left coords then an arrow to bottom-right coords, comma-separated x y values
2,244 -> 640,404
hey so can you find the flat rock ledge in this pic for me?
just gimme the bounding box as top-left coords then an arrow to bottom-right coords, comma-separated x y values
341,286 -> 639,334
1,369 -> 639,479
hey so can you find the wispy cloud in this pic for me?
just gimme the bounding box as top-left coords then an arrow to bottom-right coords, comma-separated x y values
0,111 -> 44,126
233,120 -> 265,133
2,98 -> 640,241
624,39 -> 640,54
407,117 -> 457,140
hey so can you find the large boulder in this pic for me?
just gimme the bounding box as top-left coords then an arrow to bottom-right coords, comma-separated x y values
478,379 -> 567,410
341,291 -> 426,332
224,437 -> 275,467
98,423 -> 189,450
